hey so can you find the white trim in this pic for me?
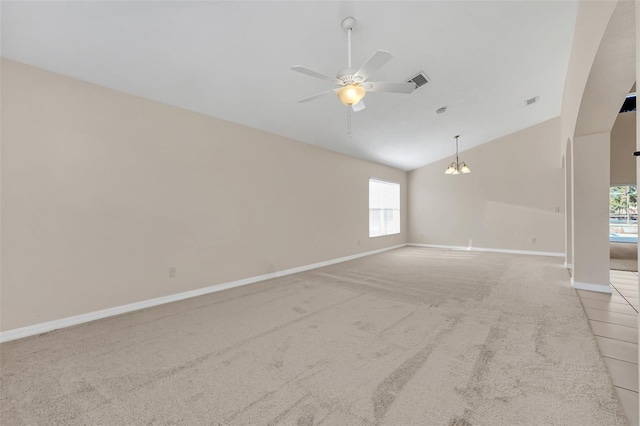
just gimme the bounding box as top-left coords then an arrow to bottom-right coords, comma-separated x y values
408,243 -> 564,257
564,262 -> 573,269
0,244 -> 406,343
570,278 -> 612,294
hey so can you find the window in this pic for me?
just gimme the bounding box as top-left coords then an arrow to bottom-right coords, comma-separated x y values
620,93 -> 636,113
369,178 -> 400,237
609,185 -> 637,243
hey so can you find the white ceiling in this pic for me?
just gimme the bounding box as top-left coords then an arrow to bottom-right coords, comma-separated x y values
1,1 -> 578,171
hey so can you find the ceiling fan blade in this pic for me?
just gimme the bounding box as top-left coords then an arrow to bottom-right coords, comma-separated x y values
364,82 -> 416,94
297,89 -> 338,103
353,50 -> 393,82
352,100 -> 366,112
291,66 -> 342,84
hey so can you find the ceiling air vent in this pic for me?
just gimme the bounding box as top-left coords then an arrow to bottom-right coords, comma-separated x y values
406,72 -> 430,89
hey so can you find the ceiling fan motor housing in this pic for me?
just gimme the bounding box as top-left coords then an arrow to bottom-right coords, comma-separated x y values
337,68 -> 362,84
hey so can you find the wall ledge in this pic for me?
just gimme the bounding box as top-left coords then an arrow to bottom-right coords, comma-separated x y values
0,244 -> 407,343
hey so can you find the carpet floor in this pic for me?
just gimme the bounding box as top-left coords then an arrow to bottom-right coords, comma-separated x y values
611,242 -> 638,272
0,247 -> 627,425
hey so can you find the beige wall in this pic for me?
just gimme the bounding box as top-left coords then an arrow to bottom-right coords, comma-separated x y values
572,132 -> 611,289
560,0 -> 617,155
573,1 -> 635,140
611,112 -> 636,185
559,0 -> 617,269
1,59 -> 407,331
611,111 -> 637,185
565,139 -> 573,267
408,118 -> 564,253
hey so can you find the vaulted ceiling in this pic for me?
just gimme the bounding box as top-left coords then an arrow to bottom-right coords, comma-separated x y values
1,1 -> 578,171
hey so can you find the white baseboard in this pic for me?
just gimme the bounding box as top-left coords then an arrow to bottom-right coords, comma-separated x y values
408,243 -> 564,258
564,262 -> 573,269
0,244 -> 406,343
570,278 -> 612,294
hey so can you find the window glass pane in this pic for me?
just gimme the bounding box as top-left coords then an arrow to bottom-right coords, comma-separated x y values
369,179 -> 400,237
609,185 -> 637,243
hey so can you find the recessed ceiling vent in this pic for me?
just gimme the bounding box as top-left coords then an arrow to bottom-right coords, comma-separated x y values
526,96 -> 539,106
406,72 -> 430,89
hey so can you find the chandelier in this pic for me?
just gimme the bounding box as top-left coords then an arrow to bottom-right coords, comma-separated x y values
444,135 -> 471,175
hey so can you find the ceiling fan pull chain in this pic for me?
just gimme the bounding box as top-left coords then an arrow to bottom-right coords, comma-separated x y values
347,108 -> 352,137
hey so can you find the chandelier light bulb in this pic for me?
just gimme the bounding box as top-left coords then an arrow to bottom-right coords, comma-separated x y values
445,163 -> 456,174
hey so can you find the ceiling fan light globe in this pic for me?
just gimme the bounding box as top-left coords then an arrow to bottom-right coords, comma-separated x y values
337,83 -> 366,106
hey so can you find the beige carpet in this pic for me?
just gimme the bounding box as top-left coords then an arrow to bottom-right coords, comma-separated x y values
0,247 -> 627,425
610,242 -> 638,272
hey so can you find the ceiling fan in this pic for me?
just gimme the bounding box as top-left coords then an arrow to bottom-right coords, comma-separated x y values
291,17 -> 416,112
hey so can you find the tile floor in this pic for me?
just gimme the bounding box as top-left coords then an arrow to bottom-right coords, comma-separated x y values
577,269 -> 639,426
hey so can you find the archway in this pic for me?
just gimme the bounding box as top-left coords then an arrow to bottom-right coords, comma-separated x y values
569,0 -> 636,292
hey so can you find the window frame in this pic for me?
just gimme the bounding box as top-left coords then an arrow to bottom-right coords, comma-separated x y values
368,177 -> 401,238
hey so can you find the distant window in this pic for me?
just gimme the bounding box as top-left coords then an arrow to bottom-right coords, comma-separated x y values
609,185 -> 637,243
620,94 -> 636,113
369,179 -> 400,237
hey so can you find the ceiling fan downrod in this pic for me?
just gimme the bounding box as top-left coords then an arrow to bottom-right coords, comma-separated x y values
342,17 -> 356,69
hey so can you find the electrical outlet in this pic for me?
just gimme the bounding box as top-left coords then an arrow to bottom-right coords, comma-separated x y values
169,267 -> 177,278
554,207 -> 560,213
357,240 -> 361,246
531,237 -> 536,244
